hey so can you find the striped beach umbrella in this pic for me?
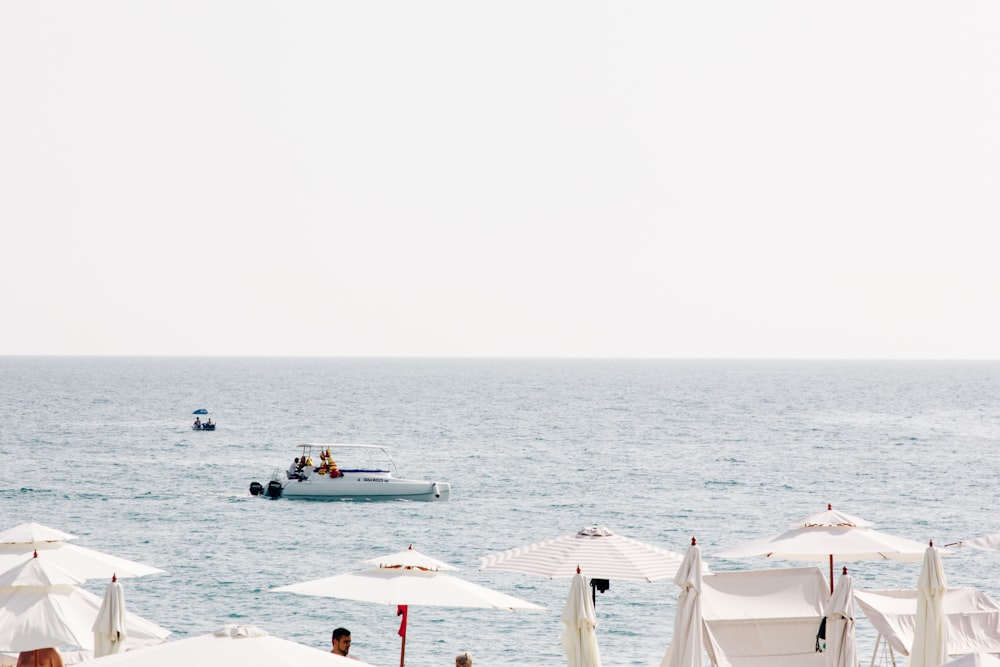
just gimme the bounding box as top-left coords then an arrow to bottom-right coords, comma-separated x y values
478,526 -> 686,583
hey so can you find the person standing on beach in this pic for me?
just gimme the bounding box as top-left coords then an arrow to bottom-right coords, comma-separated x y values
332,627 -> 357,659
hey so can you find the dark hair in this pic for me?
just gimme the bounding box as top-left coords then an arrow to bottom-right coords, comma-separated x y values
333,628 -> 351,642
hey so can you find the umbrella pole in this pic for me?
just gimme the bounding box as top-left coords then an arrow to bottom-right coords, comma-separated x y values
400,633 -> 405,667
829,554 -> 834,595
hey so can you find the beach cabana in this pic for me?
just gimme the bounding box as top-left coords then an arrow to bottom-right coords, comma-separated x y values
854,587 -> 1000,666
699,566 -> 831,667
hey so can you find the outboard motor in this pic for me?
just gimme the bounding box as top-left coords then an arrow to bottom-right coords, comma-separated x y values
249,481 -> 264,496
266,479 -> 283,499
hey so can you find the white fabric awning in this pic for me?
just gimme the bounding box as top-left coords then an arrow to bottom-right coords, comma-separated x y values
855,587 -> 1000,657
700,567 -> 829,667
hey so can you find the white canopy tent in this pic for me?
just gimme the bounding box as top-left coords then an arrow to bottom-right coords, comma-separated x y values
854,588 -> 1000,665
699,567 -> 831,667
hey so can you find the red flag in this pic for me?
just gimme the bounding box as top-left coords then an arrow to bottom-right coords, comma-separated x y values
397,604 -> 408,638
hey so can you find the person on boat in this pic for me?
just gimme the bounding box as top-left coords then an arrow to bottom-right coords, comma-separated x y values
287,457 -> 300,479
456,652 -> 473,667
17,648 -> 64,667
193,417 -> 201,429
206,417 -> 213,427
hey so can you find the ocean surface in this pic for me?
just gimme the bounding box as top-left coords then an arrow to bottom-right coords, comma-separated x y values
2,357 -> 999,667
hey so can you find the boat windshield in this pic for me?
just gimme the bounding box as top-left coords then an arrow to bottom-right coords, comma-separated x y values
296,444 -> 399,475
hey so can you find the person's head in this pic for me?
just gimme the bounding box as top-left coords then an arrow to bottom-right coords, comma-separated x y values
456,652 -> 472,667
332,628 -> 351,656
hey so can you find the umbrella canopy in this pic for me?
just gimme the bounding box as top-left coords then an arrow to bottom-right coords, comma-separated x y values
712,505 -> 940,592
75,625 -> 379,667
92,579 -> 127,658
0,523 -> 76,544
0,523 -> 163,581
478,526 -> 686,582
560,572 -> 602,667
361,548 -> 458,572
910,544 -> 949,667
823,567 -> 857,667
660,538 -> 704,667
0,555 -> 169,653
273,566 -> 545,609
272,546 -> 543,667
958,533 -> 1000,552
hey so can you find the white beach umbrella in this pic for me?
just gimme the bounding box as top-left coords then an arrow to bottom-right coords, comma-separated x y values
76,624 -> 379,667
713,504 -> 941,593
91,577 -> 127,658
823,567 -> 857,667
478,526 -> 686,582
660,538 -> 704,667
0,555 -> 169,653
956,533 -> 1000,552
561,571 -> 602,667
272,546 -> 543,667
0,522 -> 163,581
274,564 -> 547,609
0,523 -> 77,544
910,543 -> 949,667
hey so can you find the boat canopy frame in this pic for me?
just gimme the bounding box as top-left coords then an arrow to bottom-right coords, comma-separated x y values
296,443 -> 401,476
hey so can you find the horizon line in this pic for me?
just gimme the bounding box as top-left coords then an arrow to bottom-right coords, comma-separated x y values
1,354 -> 998,362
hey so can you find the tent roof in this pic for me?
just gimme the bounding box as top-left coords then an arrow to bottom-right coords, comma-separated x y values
855,587 -> 1000,657
699,567 -> 829,667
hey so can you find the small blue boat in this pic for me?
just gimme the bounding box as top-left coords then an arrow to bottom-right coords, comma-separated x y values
191,409 -> 216,431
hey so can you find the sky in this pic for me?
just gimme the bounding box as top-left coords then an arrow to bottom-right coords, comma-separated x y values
2,2 -> 999,358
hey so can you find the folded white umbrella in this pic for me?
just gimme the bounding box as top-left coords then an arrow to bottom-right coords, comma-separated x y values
0,556 -> 169,653
478,526 -> 686,582
561,572 -> 601,667
76,625 -> 378,667
660,538 -> 704,667
823,567 -> 857,667
910,544 -> 949,667
713,505 -> 942,593
92,578 -> 127,658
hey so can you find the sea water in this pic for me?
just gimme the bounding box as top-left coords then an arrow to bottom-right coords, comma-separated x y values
1,357 -> 998,667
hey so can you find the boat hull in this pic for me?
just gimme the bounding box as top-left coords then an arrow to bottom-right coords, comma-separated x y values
279,472 -> 450,502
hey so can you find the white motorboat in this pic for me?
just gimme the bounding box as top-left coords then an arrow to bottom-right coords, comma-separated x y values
249,443 -> 450,502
